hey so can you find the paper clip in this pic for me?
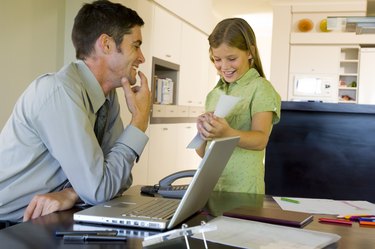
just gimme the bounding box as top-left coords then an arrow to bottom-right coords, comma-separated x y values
181,224 -> 190,249
142,221 -> 217,248
200,221 -> 208,249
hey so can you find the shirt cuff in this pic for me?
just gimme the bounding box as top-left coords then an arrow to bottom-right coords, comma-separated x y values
121,125 -> 149,161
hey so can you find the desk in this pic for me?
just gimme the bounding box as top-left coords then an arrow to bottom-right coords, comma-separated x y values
0,186 -> 374,249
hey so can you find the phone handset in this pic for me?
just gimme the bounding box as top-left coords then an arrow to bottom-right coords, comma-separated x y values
158,170 -> 196,199
140,170 -> 196,199
159,170 -> 196,187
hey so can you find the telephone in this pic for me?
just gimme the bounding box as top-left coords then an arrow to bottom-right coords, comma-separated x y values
140,170 -> 196,199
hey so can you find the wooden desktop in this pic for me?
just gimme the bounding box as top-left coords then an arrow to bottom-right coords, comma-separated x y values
0,186 -> 373,249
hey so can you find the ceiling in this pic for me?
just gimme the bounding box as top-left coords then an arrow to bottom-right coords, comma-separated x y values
212,0 -> 367,18
212,0 -> 272,17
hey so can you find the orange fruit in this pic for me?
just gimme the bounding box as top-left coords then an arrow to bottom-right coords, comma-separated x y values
298,18 -> 313,32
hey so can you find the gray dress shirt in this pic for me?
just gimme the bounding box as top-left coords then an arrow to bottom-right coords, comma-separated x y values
0,60 -> 148,221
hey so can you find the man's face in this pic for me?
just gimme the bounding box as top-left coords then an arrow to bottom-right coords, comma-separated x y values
107,26 -> 145,86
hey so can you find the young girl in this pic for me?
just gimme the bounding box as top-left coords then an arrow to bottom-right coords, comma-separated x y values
196,18 -> 281,194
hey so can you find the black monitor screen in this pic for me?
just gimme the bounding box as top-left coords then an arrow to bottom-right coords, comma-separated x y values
265,101 -> 375,203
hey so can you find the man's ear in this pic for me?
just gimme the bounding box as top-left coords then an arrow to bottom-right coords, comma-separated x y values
97,34 -> 113,54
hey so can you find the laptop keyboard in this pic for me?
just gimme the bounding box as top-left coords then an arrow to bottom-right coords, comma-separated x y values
122,198 -> 179,220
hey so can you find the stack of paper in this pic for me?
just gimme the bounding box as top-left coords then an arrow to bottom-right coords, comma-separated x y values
192,216 -> 340,249
273,197 -> 375,215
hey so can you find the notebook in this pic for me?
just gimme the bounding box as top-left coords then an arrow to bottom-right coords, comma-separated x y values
223,206 -> 313,228
74,136 -> 239,230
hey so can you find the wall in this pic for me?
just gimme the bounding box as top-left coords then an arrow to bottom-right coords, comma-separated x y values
239,13 -> 273,79
0,0 -> 65,129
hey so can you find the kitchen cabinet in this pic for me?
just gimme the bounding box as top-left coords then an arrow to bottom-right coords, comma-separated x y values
358,47 -> 375,104
151,5 -> 213,108
178,22 -> 210,107
151,5 -> 182,64
288,45 -> 340,102
289,45 -> 340,74
175,123 -> 201,172
146,123 -> 201,185
147,124 -> 178,185
338,47 -> 359,103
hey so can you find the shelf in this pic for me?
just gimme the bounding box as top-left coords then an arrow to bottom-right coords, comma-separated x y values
338,100 -> 357,103
151,57 -> 179,105
340,60 -> 358,63
290,33 -> 375,45
338,47 -> 359,104
339,73 -> 357,76
339,86 -> 357,89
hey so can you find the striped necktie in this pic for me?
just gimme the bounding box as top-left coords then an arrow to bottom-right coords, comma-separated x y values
94,100 -> 109,145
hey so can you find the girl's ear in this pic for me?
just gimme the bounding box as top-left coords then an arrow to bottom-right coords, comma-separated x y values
249,45 -> 256,59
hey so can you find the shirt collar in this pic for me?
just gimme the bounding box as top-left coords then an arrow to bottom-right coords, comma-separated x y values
75,60 -> 106,113
216,68 -> 260,92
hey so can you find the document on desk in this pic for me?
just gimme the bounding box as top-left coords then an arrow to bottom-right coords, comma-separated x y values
274,197 -> 375,215
192,216 -> 340,249
187,95 -> 241,149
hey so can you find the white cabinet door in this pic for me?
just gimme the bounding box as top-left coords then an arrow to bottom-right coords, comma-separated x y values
289,45 -> 340,74
358,48 -> 375,104
131,143 -> 149,186
175,123 -> 201,172
151,5 -> 181,64
147,123 -> 201,185
178,22 -> 210,106
147,124 -> 178,185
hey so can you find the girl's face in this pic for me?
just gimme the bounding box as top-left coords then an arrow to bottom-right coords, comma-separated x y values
211,43 -> 251,83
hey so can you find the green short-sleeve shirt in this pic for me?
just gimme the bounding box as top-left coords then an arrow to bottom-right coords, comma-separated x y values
205,68 -> 281,194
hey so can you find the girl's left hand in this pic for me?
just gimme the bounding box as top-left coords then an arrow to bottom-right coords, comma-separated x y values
199,114 -> 232,140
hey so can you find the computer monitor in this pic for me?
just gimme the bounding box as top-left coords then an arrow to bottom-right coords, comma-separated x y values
265,101 -> 375,203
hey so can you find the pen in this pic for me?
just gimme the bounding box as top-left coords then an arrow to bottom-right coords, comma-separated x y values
359,221 -> 375,226
63,234 -> 127,241
280,197 -> 300,204
337,215 -> 375,221
359,217 -> 375,222
55,230 -> 118,236
318,218 -> 352,226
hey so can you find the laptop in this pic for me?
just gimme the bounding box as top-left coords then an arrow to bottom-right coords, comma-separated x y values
74,136 -> 239,230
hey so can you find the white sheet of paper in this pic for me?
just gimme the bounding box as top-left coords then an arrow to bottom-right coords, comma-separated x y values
192,216 -> 340,249
186,95 -> 241,149
274,196 -> 375,215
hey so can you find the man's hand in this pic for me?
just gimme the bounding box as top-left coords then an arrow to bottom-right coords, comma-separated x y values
23,188 -> 79,222
122,71 -> 151,132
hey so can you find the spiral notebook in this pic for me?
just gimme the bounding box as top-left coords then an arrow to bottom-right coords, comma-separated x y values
223,206 -> 313,228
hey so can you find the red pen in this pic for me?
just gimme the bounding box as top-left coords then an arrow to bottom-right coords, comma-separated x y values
319,218 -> 352,226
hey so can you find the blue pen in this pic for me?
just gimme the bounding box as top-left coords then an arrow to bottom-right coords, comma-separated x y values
359,217 -> 375,222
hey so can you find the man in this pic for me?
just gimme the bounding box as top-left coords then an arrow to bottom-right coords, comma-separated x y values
0,0 -> 151,224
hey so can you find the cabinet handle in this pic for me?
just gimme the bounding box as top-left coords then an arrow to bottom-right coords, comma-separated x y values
162,127 -> 168,131
165,54 -> 171,58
